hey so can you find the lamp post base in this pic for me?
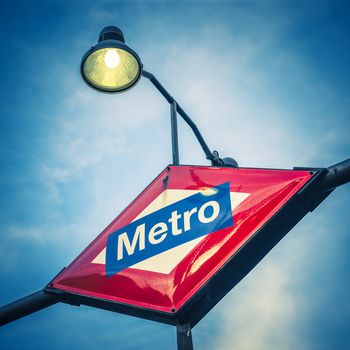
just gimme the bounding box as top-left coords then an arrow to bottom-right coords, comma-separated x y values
177,323 -> 194,350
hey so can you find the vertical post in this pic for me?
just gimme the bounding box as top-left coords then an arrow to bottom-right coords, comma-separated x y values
177,323 -> 194,350
170,100 -> 180,165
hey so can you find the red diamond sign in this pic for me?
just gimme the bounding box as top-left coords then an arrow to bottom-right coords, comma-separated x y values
47,165 -> 314,325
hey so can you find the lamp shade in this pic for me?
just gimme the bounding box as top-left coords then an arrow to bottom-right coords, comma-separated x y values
81,26 -> 142,93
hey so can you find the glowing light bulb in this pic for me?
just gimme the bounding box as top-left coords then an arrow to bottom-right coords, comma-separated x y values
104,49 -> 121,68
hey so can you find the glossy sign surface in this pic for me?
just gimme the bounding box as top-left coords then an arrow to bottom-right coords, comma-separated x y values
50,165 -> 313,313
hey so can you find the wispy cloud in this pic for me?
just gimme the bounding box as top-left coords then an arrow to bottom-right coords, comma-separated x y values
213,262 -> 302,350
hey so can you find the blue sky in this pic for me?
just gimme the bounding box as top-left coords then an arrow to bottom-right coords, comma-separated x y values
0,1 -> 349,349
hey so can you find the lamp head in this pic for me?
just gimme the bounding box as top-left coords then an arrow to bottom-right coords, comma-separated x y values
81,26 -> 142,93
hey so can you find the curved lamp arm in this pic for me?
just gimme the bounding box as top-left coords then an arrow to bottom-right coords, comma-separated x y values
142,70 -> 223,166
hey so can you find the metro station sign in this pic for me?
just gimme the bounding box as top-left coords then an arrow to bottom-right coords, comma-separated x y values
47,165 -> 316,326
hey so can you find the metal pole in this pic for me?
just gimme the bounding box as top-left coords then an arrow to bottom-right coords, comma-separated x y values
0,290 -> 58,326
322,158 -> 350,191
170,101 -> 180,165
177,323 -> 194,350
141,70 -> 221,165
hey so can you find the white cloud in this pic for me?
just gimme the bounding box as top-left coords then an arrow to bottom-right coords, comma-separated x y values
213,262 -> 302,350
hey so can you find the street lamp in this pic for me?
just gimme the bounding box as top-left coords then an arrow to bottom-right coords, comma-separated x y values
81,26 -> 237,168
81,26 -> 142,93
